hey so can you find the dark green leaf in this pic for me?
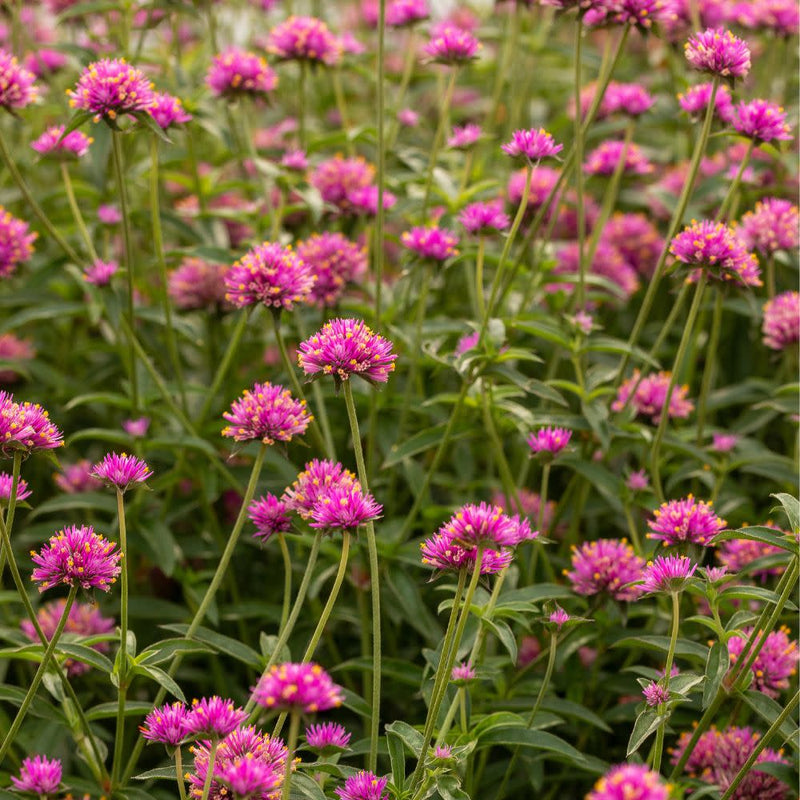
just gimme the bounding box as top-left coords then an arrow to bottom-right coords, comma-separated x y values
703,641 -> 729,709
627,708 -> 666,756
160,624 -> 263,669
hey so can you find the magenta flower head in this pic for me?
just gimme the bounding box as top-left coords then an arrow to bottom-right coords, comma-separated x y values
90,452 -> 152,492
401,225 -> 459,262
297,318 -> 397,387
267,16 -> 343,66
0,471 -> 31,502
309,484 -> 382,531
438,502 -> 531,549
305,722 -> 351,753
54,460 -> 103,494
97,204 -> 121,225
184,696 -> 248,740
296,232 -> 367,308
420,531 -> 514,575
502,128 -> 563,163
584,140 -> 653,176
67,58 -> 156,123
718,535 -> 786,582
458,200 -> 510,235
252,662 -> 345,713
762,291 -> 800,350
527,427 -> 571,458
140,701 -> 189,747
548,606 -> 570,629
587,763 -> 669,800
335,771 -> 390,800
603,81 -> 655,117
206,48 -> 278,100
83,258 -> 118,286
423,23 -> 481,65
640,554 -> 697,594
678,82 -> 735,123
448,123 -> 482,150
0,392 -> 63,454
216,757 -> 282,798
451,661 -> 476,683
684,28 -> 751,81
222,381 -> 312,445
732,99 -> 792,143
224,241 -> 315,313
30,524 -> 122,592
0,50 -> 39,111
741,198 -> 799,255
169,257 -> 228,311
670,219 -> 761,287
148,91 -> 192,129
249,493 -> 292,542
10,755 -> 61,796
0,206 -> 36,278
565,539 -> 645,601
31,125 -> 93,159
311,155 -> 375,211
728,626 -> 798,698
612,370 -> 694,423
387,0 -> 429,26
711,432 -> 738,453
642,680 -> 669,707
647,495 -> 726,547
283,459 -> 360,519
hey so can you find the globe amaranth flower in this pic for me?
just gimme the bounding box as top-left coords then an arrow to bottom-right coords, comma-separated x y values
387,0 -> 429,26
502,128 -> 563,162
0,206 -> 36,278
140,701 -> 189,746
222,382 -> 312,445
311,155 -> 375,212
670,725 -> 790,800
296,232 -> 367,308
711,432 -> 738,452
647,495 -> 726,547
423,23 -> 480,64
732,99 -> 792,143
148,91 -> 192,129
678,82 -> 735,123
447,123 -> 482,150
626,469 -> 649,492
420,532 -> 514,575
401,225 -> 459,262
249,493 -> 292,542
217,757 -> 282,799
305,722 -> 351,752
335,771 -> 390,800
527,427 -> 571,456
184,696 -> 248,740
309,484 -> 382,531
552,241 -> 640,302
458,200 -> 510,235
584,140 -> 653,176
282,459 -> 360,520
747,0 -> 799,35
670,219 -> 761,287
762,291 -> 800,350
438,502 -> 533,549
0,333 -> 34,384
21,598 -> 114,676
642,680 -> 669,707
728,626 -> 798,698
30,524 -> 122,592
10,755 -> 61,795
612,370 -> 694,423
0,50 -> 39,113
206,49 -> 278,100
602,81 -> 655,117
565,539 -> 645,601
0,392 -> 64,454
451,661 -> 476,682
741,198 -> 799,255
684,28 -> 751,80
346,184 -> 397,216
281,148 -> 308,172
587,763 -> 669,800
54,460 -> 103,494
90,452 -> 152,492
83,258 -> 118,286
548,606 -> 570,629
252,662 -> 345,713
169,257 -> 228,311
224,241 -> 315,312
0,471 -> 31,502
297,318 -> 397,386
397,108 -> 419,127
67,58 -> 156,122
267,16 -> 343,66
31,125 -> 92,159
640,554 -> 697,594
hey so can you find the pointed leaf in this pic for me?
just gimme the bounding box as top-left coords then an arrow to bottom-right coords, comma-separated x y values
703,641 -> 729,709
627,708 -> 668,756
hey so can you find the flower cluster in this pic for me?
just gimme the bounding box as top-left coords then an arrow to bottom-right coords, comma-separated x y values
90,452 -> 152,492
296,232 -> 367,307
335,771 -> 389,800
584,141 -> 653,176
401,225 -> 459,262
684,28 -> 751,79
309,484 -> 383,531
0,470 -> 31,502
587,763 -> 669,800
222,382 -> 312,445
282,459 -> 361,519
565,539 -> 645,601
169,258 -> 229,310
268,16 -> 343,65
252,662 -> 345,712
502,128 -> 563,162
762,291 -> 800,350
0,391 -> 63,454
305,722 -> 351,752
0,206 -> 37,278
10,755 -> 61,796
0,50 -> 39,110
67,58 -> 156,121
185,696 -> 248,739
741,198 -> 799,255
640,554 -> 697,594
733,99 -> 792,143
458,200 -> 510,235
727,626 -> 798,698
148,91 -> 192,129
423,23 -> 480,64
206,48 -> 278,100
678,82 -> 735,123
31,125 -> 93,159
647,495 -> 726,547
612,370 -> 694,423
249,493 -> 292,542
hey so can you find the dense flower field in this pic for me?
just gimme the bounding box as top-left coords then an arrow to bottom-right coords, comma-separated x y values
0,0 -> 796,797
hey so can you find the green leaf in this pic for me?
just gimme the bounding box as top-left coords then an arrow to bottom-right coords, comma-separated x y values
741,690 -> 798,749
160,624 -> 263,669
720,584 -> 797,612
713,526 -> 798,555
540,697 -> 612,733
0,301 -> 88,334
611,635 -> 708,660
86,700 -> 153,720
383,424 -> 471,468
132,110 -> 172,143
703,641 -> 729,709
627,708 -> 667,756
385,720 -> 424,763
57,642 -> 113,673
585,336 -> 660,368
132,765 -> 177,781
771,492 -> 800,533
136,638 -> 211,665
28,491 -> 118,519
132,664 -> 186,702
289,773 -> 328,800
138,518 -> 178,577
67,428 -> 136,447
479,616 -> 517,664
477,726 -> 586,767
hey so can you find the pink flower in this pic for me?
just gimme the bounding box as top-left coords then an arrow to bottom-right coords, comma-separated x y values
420,532 -> 514,574
347,185 -> 397,216
281,148 -> 308,172
728,626 -> 798,698
30,524 -> 122,592
206,49 -> 278,100
566,539 -> 645,601
97,204 -> 121,224
31,125 -> 93,159
0,206 -> 36,278
684,28 -> 751,79
83,258 -> 118,286
587,763 -> 669,800
763,291 -> 800,350
647,495 -> 726,547
422,23 -> 481,64
10,755 -> 61,795
282,459 -> 360,520
335,771 -> 390,800
386,0 -> 429,26
397,108 -> 419,127
718,535 -> 785,582
169,257 -> 228,311
640,554 -> 697,594
447,123 -> 482,150
296,232 -> 367,308
401,225 -> 459,261
311,156 -> 375,211
0,392 -> 63,453
549,606 -> 570,628
54,460 -> 103,494
733,99 -> 792,143
0,333 -> 34,384
502,128 -> 563,162
140,701 -> 189,746
602,81 -> 655,116
642,680 -> 669,706
297,318 -> 397,386
221,382 -> 312,445
148,91 -> 192,129
309,485 -> 383,531
678,82 -> 735,123
451,661 -> 476,682
584,140 -> 653,176
0,49 -> 39,110
184,696 -> 247,740
526,427 -> 571,456
741,198 -> 799,255
91,452 -> 152,492
626,469 -> 649,492
67,58 -> 156,122
249,494 -> 292,542
0,471 -> 31,502
268,16 -> 343,65
711,432 -> 738,452
252,662 -> 345,713
305,722 -> 351,751
612,370 -> 694,423
216,756 -> 282,798
122,417 -> 150,437
458,200 -> 510,235
437,502 -> 533,549
224,241 -> 315,312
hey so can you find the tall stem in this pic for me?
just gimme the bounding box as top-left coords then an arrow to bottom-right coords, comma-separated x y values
422,69 -> 458,216
199,740 -> 219,800
277,533 -> 292,633
474,236 -> 486,321
60,163 -> 98,262
342,381 -> 382,771
174,747 -> 188,800
573,17 -> 587,310
695,289 -> 723,445
374,0 -> 387,328
298,62 -> 307,151
281,712 -> 301,800
652,591 -> 681,773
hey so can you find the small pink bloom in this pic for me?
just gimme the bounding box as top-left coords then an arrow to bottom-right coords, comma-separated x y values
91,452 -> 152,491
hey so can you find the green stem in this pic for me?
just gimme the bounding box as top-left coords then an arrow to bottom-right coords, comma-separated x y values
623,504 -> 643,556
281,712 -> 301,800
474,237 -> 486,321
537,464 -> 551,536
298,62 -> 307,151
374,0 -> 387,329
652,591 -> 681,773
488,2 -> 520,133
386,28 -> 418,150
0,585 -> 78,762
573,17 -> 587,310
174,746 -> 188,800
331,69 -> 353,155
422,69 -> 458,216
277,533 -> 292,634
716,140 -> 754,223
60,163 -> 98,262
695,289 -> 724,445
650,274 -> 707,502
199,740 -> 219,800
766,253 -> 776,299
342,381 -> 381,771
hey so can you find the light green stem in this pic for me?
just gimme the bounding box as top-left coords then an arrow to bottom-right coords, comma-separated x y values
374,0 -> 387,328
331,70 -> 354,155
474,237 -> 486,321
199,740 -> 219,800
60,163 -> 98,262
573,18 -> 588,310
277,533 -> 292,633
174,746 -> 188,800
695,289 -> 723,445
652,591 -> 681,773
422,69 -> 458,216
281,712 -> 301,800
298,62 -> 307,151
